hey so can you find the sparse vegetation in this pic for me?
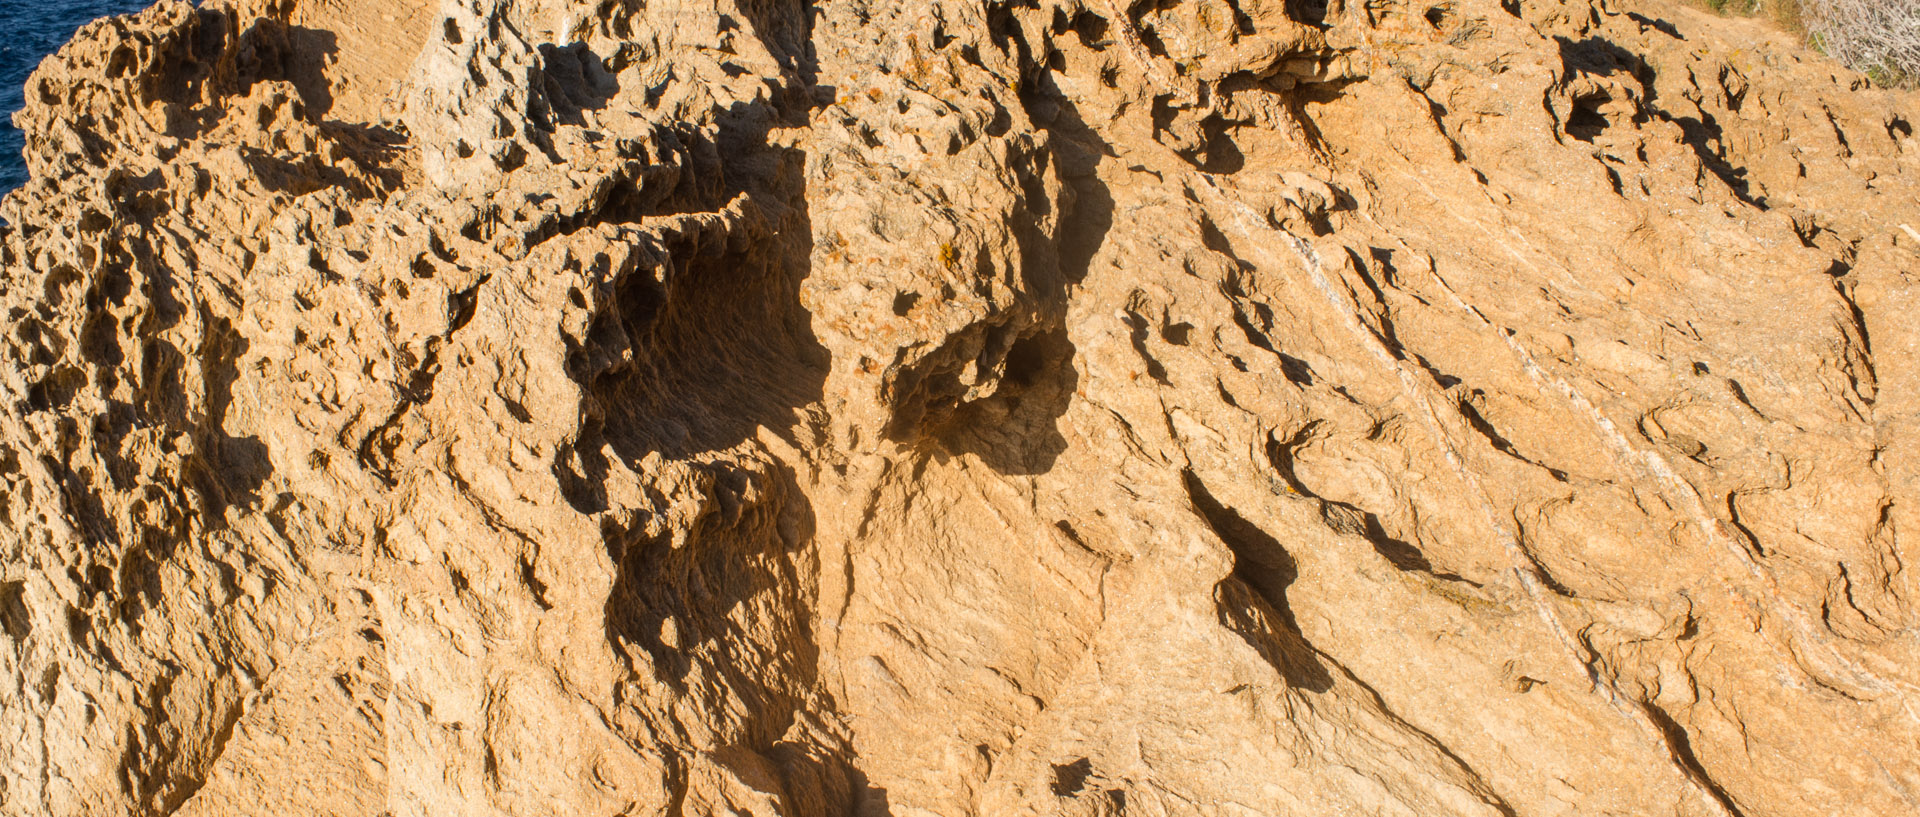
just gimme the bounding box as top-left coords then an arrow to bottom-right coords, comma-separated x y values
1690,0 -> 1805,31
1800,0 -> 1920,86
1691,0 -> 1920,87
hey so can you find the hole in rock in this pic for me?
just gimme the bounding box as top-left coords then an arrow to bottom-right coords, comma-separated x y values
932,327 -> 1079,476
892,291 -> 920,316
1290,0 -> 1332,27
1051,758 -> 1092,796
0,582 -> 29,642
1567,95 -> 1610,142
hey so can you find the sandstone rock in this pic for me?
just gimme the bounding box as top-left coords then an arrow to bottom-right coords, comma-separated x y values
1,0 -> 1916,815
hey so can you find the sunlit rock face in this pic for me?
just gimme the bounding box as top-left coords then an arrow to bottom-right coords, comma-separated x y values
1,0 -> 1917,815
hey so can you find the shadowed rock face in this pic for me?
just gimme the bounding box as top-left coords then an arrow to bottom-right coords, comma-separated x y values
1,0 -> 1917,814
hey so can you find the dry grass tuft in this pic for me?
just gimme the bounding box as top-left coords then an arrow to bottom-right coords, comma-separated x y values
1685,0 -> 1920,87
1799,0 -> 1920,86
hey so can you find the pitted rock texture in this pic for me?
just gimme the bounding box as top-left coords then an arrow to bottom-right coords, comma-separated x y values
1,0 -> 1918,815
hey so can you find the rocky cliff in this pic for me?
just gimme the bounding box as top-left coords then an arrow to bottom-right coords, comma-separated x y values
1,0 -> 1917,814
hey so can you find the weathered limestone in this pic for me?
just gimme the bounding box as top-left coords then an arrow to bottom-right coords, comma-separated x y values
1,0 -> 1917,815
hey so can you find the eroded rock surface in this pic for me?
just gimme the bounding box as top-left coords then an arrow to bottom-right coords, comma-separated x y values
1,0 -> 1917,815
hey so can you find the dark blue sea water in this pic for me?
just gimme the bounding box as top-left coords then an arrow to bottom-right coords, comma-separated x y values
1,0 -> 159,192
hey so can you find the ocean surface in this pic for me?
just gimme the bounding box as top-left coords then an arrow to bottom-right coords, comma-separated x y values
1,0 -> 158,192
